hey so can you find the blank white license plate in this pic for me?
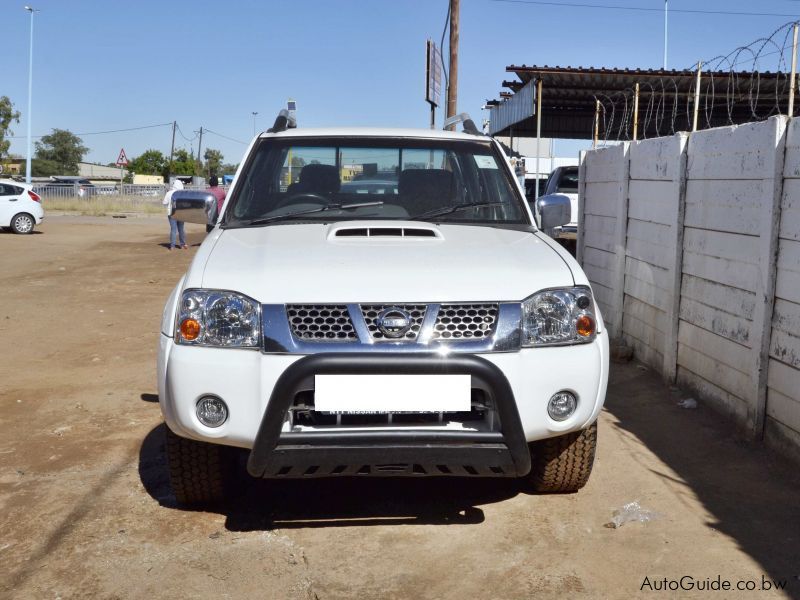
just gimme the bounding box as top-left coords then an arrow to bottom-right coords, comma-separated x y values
314,375 -> 471,413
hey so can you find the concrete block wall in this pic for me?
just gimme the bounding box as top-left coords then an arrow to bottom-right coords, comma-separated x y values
624,134 -> 687,378
767,118 -> 800,459
579,116 -> 799,460
678,118 -> 786,431
577,142 -> 629,337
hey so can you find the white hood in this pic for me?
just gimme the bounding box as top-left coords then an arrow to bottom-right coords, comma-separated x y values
196,221 -> 574,303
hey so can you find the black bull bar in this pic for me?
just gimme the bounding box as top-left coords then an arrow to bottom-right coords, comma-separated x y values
246,353 -> 531,478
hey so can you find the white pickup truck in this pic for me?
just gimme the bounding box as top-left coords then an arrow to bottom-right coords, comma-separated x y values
157,112 -> 609,505
539,166 -> 579,241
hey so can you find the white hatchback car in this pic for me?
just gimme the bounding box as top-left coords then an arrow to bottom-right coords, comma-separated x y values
0,179 -> 44,234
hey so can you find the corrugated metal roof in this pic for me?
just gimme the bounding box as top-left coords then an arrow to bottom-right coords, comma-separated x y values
491,65 -> 793,139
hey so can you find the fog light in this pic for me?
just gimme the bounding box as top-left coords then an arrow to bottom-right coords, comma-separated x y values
548,391 -> 577,421
196,396 -> 228,428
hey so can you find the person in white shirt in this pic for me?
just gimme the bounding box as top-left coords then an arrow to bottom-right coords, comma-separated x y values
162,179 -> 187,250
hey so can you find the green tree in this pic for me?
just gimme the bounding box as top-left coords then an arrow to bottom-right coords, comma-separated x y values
203,148 -> 223,177
0,96 -> 21,160
129,149 -> 166,176
170,148 -> 195,176
35,129 -> 89,175
28,158 -> 61,177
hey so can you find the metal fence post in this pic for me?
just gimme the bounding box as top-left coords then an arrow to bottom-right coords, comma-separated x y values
789,24 -> 798,117
692,61 -> 702,132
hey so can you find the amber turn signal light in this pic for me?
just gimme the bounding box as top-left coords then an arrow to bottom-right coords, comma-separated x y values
180,318 -> 201,341
576,314 -> 595,337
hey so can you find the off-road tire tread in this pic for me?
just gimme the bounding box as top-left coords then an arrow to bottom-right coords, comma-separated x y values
529,421 -> 597,493
165,427 -> 231,506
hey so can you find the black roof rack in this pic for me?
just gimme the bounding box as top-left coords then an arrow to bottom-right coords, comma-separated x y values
442,112 -> 482,136
267,109 -> 297,133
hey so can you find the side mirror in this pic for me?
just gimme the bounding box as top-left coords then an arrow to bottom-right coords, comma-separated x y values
170,190 -> 218,226
536,193 -> 571,230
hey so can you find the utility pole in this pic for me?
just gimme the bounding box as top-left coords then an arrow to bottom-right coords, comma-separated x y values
168,120 -> 176,179
196,126 -> 204,177
663,0 -> 668,70
24,6 -> 38,184
446,0 -> 459,128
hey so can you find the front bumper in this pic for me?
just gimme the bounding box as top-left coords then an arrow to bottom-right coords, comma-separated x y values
553,225 -> 577,240
158,332 -> 608,455
246,353 -> 531,478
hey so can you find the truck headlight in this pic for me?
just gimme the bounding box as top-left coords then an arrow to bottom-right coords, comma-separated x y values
176,289 -> 261,348
521,286 -> 597,346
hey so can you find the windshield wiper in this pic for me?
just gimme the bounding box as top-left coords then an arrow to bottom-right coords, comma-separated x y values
245,201 -> 385,225
411,201 -> 510,221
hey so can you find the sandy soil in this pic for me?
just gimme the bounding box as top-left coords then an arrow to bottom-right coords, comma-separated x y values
1,216 -> 799,599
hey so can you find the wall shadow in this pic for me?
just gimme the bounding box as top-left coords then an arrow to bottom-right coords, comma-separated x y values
605,363 -> 800,598
139,424 -> 524,531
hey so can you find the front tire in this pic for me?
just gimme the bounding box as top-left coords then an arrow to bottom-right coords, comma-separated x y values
165,427 -> 234,506
527,421 -> 597,493
11,213 -> 35,234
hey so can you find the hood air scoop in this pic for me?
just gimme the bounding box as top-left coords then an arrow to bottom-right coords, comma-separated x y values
328,222 -> 443,240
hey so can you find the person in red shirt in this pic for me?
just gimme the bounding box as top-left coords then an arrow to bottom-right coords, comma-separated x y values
206,175 -> 227,233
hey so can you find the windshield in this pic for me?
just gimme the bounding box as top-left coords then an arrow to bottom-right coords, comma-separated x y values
224,137 -> 528,227
556,167 -> 579,193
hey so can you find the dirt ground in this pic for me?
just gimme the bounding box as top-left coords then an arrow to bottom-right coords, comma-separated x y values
1,215 -> 799,599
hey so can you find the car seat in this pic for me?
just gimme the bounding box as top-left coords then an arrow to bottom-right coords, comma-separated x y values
286,164 -> 341,196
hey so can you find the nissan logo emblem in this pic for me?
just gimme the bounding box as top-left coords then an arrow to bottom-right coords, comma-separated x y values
376,307 -> 412,338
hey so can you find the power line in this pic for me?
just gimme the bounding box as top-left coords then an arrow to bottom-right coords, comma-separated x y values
439,1 -> 451,103
7,121 -> 172,140
204,128 -> 247,145
490,0 -> 800,18
175,123 -> 196,143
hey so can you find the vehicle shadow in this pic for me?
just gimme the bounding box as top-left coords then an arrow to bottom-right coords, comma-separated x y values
0,229 -> 43,235
604,362 -> 800,598
157,242 -> 201,250
139,423 -> 524,531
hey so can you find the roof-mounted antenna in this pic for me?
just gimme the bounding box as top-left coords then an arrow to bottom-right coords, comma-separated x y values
267,109 -> 297,133
442,112 -> 482,135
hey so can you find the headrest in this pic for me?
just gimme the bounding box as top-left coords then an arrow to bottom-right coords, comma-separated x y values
298,163 -> 340,193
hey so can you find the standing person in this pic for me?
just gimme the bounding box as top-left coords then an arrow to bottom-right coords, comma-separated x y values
206,175 -> 227,233
162,179 -> 187,250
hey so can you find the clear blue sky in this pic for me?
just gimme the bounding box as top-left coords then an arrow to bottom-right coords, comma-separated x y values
5,0 -> 800,167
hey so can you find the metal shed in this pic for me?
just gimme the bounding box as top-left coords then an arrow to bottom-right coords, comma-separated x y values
489,65 -> 795,140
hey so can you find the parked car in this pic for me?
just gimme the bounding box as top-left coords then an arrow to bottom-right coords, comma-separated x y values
340,179 -> 399,195
0,179 -> 44,234
157,111 -> 608,506
523,177 -> 547,200
538,166 -> 579,240
95,185 -> 118,196
36,178 -> 97,198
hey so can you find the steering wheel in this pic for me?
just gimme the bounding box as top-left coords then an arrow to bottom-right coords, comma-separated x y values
273,192 -> 329,210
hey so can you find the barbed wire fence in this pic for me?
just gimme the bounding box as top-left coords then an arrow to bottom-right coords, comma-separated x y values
594,20 -> 800,144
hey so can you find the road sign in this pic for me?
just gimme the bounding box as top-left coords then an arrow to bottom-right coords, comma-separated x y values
116,148 -> 129,166
426,40 -> 442,107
